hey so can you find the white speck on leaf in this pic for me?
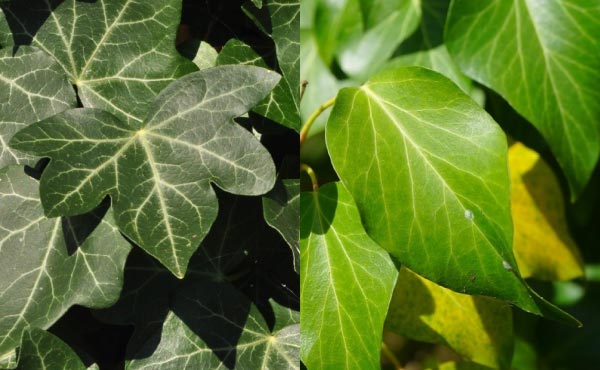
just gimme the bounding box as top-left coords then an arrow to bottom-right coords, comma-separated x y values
464,209 -> 474,221
502,260 -> 513,271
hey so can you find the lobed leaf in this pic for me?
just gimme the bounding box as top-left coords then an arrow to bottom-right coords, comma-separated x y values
301,182 -> 398,369
11,65 -> 280,278
17,328 -> 87,370
0,46 -> 77,167
1,0 -> 198,124
0,166 -> 131,358
446,0 -> 600,198
325,67 -> 577,325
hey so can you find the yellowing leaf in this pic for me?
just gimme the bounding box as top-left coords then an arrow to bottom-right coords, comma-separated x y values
509,143 -> 584,281
386,268 -> 513,370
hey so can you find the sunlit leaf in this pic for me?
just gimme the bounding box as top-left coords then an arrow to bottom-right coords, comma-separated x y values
301,182 -> 398,369
446,0 -> 600,198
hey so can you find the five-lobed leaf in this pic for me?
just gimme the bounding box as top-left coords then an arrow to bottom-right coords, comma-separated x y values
0,166 -> 131,357
445,0 -> 600,199
0,46 -> 77,167
301,182 -> 398,369
11,65 -> 280,278
127,282 -> 299,370
1,0 -> 198,124
325,67 -> 577,324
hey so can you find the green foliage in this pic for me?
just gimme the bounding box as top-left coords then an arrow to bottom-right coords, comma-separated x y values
0,0 -> 298,368
301,0 -> 599,369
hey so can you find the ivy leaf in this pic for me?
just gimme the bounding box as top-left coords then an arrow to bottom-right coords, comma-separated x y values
11,65 -> 279,278
1,0 -> 197,124
0,166 -> 131,358
0,8 -> 10,48
509,143 -> 584,281
17,328 -> 87,370
217,39 -> 300,131
301,182 -> 398,369
325,67 -> 578,325
445,0 -> 600,198
127,282 -> 299,370
337,0 -> 421,80
263,179 -> 300,272
386,267 -> 513,369
0,46 -> 77,167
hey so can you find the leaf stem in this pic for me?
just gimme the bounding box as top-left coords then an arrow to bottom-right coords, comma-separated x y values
381,342 -> 403,370
299,96 -> 336,146
300,80 -> 308,101
300,163 -> 319,191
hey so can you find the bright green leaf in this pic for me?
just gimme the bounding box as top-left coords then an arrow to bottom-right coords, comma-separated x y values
386,267 -> 513,369
0,166 -> 131,358
0,46 -> 77,167
445,0 -> 600,198
301,182 -> 398,369
1,0 -> 197,124
325,67 -> 577,325
263,179 -> 300,272
127,282 -> 299,370
217,39 -> 299,131
17,328 -> 87,370
338,0 -> 421,80
313,0 -> 363,66
11,65 -> 279,278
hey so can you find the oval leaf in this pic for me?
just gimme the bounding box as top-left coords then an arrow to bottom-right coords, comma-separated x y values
301,182 -> 398,369
11,65 -> 279,278
325,67 -> 577,325
446,0 -> 600,198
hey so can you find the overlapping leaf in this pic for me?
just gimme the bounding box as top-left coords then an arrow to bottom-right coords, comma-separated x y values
0,166 -> 131,358
127,282 -> 299,370
0,46 -> 76,167
325,67 -> 576,324
509,143 -> 584,281
386,268 -> 513,369
301,182 -> 398,369
446,0 -> 600,198
1,0 -> 197,124
263,179 -> 300,272
11,65 -> 279,278
217,39 -> 299,131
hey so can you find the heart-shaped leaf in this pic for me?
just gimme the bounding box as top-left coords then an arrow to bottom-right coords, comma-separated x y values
0,46 -> 76,167
446,0 -> 600,198
11,65 -> 279,278
127,282 -> 299,370
301,182 -> 398,369
1,0 -> 197,124
325,67 -> 577,325
0,166 -> 131,357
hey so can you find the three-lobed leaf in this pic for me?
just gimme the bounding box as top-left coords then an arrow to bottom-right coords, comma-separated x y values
0,166 -> 131,357
446,0 -> 600,198
11,65 -> 280,278
325,67 -> 576,324
1,0 -> 197,124
301,182 -> 398,369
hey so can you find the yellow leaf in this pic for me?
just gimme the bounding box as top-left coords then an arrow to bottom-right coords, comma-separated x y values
385,268 -> 513,369
509,143 -> 584,281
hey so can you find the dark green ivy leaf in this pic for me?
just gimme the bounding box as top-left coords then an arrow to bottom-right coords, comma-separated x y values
0,166 -> 131,359
11,65 -> 279,278
17,328 -> 87,370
